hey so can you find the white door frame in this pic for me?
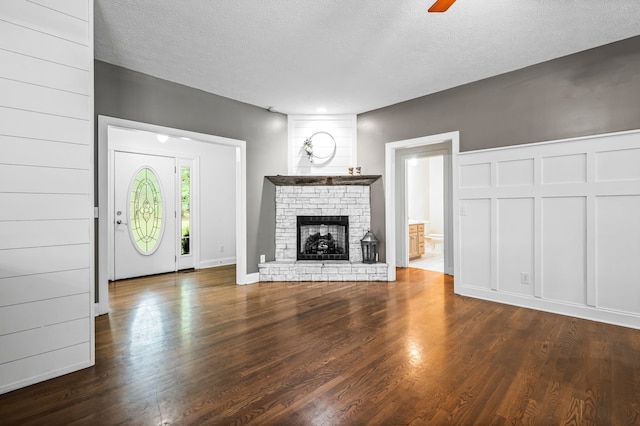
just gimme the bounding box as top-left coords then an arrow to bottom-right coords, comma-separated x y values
97,116 -> 248,315
385,131 -> 460,281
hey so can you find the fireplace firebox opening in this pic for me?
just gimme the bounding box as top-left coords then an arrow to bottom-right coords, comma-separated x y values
297,216 -> 349,261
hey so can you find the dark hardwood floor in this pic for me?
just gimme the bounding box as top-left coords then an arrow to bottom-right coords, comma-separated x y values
1,266 -> 639,425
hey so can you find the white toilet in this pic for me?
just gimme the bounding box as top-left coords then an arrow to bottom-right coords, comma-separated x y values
426,233 -> 444,254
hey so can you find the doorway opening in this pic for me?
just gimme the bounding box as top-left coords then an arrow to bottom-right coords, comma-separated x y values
384,131 -> 459,281
407,154 -> 445,272
97,116 -> 248,315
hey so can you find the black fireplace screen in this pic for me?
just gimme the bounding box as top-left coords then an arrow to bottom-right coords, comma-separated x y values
297,216 -> 349,261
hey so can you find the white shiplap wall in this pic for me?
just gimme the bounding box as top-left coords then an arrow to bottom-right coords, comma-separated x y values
455,129 -> 640,329
0,0 -> 94,394
288,115 -> 357,176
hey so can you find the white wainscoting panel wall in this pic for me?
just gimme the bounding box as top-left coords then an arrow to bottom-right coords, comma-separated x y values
288,115 -> 357,176
455,130 -> 640,329
0,0 -> 94,394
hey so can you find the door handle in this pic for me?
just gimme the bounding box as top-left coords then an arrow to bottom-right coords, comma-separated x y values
116,219 -> 128,225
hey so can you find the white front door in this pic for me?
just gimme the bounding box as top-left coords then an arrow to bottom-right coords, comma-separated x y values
114,151 -> 176,280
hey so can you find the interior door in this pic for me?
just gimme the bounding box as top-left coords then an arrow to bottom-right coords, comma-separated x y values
114,151 -> 176,280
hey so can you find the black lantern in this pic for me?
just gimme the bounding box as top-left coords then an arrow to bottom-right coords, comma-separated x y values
360,230 -> 378,264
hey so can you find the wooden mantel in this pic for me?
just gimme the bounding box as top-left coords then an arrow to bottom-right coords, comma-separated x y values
266,175 -> 381,186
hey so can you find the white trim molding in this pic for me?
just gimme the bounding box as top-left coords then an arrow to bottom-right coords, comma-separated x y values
243,273 -> 260,285
199,257 -> 237,269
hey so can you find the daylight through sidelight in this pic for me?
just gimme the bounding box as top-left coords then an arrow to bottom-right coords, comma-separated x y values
181,167 -> 191,255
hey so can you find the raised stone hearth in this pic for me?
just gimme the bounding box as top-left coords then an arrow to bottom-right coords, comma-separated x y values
259,176 -> 388,282
259,260 -> 388,282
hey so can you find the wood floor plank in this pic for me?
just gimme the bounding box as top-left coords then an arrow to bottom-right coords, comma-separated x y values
1,265 -> 640,424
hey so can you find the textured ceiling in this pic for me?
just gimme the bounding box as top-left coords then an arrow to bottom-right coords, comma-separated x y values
94,0 -> 640,115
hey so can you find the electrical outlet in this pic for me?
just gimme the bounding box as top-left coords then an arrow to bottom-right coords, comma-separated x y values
219,245 -> 224,253
260,254 -> 266,263
520,272 -> 529,284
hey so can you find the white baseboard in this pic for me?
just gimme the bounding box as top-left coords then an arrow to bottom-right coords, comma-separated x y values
199,257 -> 236,269
457,285 -> 640,330
242,273 -> 259,285
194,258 -> 259,285
94,302 -> 110,317
0,359 -> 94,395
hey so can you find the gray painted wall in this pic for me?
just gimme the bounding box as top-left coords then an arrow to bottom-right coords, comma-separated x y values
95,60 -> 288,275
358,36 -> 640,263
95,36 -> 640,274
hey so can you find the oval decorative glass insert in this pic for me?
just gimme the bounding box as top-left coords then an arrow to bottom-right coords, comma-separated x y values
129,167 -> 164,254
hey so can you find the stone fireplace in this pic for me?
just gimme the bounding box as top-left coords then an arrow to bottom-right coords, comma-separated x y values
259,175 -> 388,282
